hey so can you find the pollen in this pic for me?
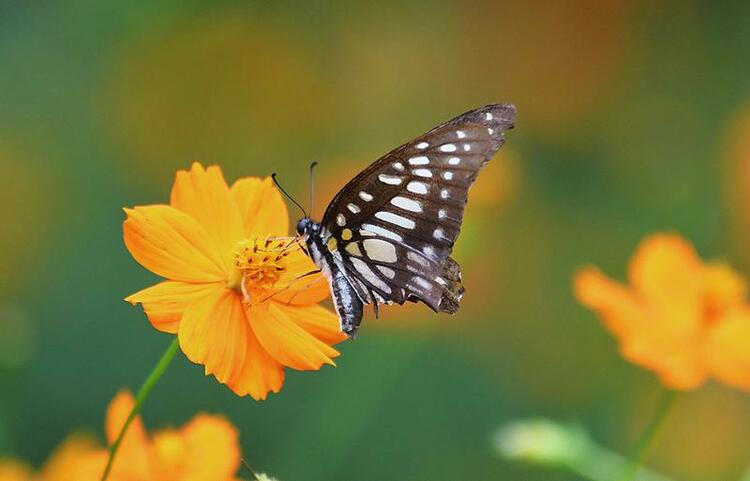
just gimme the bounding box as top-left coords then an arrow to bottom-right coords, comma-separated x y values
231,238 -> 291,296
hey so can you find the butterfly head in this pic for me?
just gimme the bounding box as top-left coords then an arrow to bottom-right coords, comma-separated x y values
296,217 -> 317,237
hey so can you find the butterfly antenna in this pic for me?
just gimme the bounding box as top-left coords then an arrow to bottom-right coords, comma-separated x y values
309,161 -> 318,219
271,173 -> 307,218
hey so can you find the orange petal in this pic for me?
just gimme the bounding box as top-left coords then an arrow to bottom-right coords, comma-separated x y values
249,303 -> 339,371
574,266 -> 646,338
703,262 -> 748,318
170,163 -> 245,272
229,324 -> 285,400
104,390 -> 151,479
123,205 -> 226,282
707,308 -> 750,391
38,433 -> 100,481
176,415 -> 240,481
125,281 -> 222,333
271,249 -> 330,305
177,287 -> 248,385
647,342 -> 707,390
281,304 -> 347,345
628,234 -> 702,314
230,177 -> 289,237
0,459 -> 32,481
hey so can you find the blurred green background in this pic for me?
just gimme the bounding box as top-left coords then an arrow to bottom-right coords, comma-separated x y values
2,1 -> 750,480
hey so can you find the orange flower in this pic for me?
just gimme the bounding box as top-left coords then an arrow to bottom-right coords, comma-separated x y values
574,233 -> 750,391
0,433 -> 99,481
124,163 -> 345,399
73,390 -> 242,481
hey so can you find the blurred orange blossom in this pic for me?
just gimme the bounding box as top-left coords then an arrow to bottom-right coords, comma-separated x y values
0,433 -> 98,481
124,163 -> 346,400
77,390 -> 242,481
0,391 -> 251,481
575,233 -> 750,391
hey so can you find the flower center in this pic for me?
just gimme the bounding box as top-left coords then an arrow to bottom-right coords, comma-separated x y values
230,238 -> 292,304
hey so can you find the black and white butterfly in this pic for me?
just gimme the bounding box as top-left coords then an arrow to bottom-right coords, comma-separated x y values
296,104 -> 516,337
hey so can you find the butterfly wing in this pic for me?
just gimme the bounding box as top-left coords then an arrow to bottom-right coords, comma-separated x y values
320,103 -> 516,312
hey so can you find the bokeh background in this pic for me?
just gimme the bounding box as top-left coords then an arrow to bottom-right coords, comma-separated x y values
2,1 -> 750,480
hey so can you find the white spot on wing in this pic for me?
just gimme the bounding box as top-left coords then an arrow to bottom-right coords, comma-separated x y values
378,174 -> 403,185
407,181 -> 428,194
423,245 -> 435,257
463,144 -> 471,152
443,171 -> 453,180
416,141 -> 429,149
377,265 -> 396,279
347,203 -> 361,214
440,143 -> 457,152
361,223 -> 403,241
485,112 -> 493,120
456,130 -> 466,139
448,157 -> 461,165
411,276 -> 432,290
434,228 -> 444,239
440,189 -> 449,199
438,208 -> 447,219
413,168 -> 432,178
393,162 -> 405,171
375,211 -> 416,229
408,156 -> 429,165
363,238 -> 398,263
350,257 -> 392,293
359,191 -> 373,202
336,214 -> 346,226
435,276 -> 447,286
407,251 -> 430,267
391,196 -> 422,213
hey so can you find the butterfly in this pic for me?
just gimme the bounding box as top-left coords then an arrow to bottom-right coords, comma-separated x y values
296,104 -> 516,337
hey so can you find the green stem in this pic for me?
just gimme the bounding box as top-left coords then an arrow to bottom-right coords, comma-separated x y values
617,390 -> 680,481
99,338 -> 180,481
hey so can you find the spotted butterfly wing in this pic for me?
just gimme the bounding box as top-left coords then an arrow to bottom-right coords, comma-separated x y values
315,103 -> 515,334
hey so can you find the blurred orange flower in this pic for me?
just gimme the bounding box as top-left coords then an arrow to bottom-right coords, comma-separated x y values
124,163 -> 345,400
0,433 -> 98,481
575,233 -> 750,391
75,390 -> 241,481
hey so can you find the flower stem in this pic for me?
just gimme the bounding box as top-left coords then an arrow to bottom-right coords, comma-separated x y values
99,338 -> 180,481
617,390 -> 680,481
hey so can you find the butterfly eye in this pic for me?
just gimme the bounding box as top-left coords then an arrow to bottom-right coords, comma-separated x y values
296,218 -> 310,236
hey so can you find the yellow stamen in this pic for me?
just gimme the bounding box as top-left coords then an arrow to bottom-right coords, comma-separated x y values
232,238 -> 292,304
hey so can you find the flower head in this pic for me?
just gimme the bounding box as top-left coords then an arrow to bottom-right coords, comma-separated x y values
575,233 -> 750,391
74,390 -> 241,481
124,163 -> 345,399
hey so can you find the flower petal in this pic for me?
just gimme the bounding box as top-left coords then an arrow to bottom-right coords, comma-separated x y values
178,287 -> 248,385
170,163 -> 245,271
628,234 -> 702,310
271,249 -> 330,305
281,304 -> 347,345
105,391 -> 151,478
124,205 -> 226,282
707,308 -> 750,391
38,433 -> 100,481
125,281 -> 222,333
177,414 -> 240,481
250,303 -> 339,371
229,325 -> 285,400
0,460 -> 32,481
230,177 -> 289,237
574,266 -> 646,338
